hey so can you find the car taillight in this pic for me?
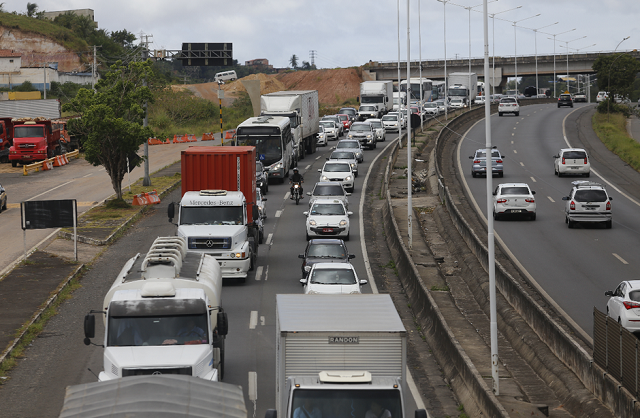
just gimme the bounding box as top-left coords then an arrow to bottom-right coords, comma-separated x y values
570,201 -> 575,210
496,198 -> 507,203
623,301 -> 640,310
606,201 -> 611,210
584,158 -> 588,164
562,157 -> 566,165
473,159 -> 481,163
496,159 -> 503,163
525,198 -> 535,203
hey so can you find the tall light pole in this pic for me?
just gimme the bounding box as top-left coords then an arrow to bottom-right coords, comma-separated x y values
406,0 -> 412,250
507,13 -> 540,95
437,0 -> 449,119
397,0 -> 402,145
527,22 -> 558,96
489,6 -> 521,96
558,35 -> 586,94
545,28 -> 575,98
418,0 -> 424,131
559,43 -> 596,94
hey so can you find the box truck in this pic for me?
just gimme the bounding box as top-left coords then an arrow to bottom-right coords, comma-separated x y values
359,81 -> 393,116
268,294 -> 426,418
447,72 -> 478,106
168,146 -> 260,281
83,237 -> 228,382
260,90 -> 319,164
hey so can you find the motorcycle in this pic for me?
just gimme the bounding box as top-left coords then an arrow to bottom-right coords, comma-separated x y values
292,183 -> 301,205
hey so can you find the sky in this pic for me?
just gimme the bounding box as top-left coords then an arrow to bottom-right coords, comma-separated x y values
2,0 -> 640,70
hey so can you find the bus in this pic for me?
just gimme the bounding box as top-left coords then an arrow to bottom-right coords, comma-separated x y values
400,78 -> 433,104
432,81 -> 446,101
236,116 -> 293,182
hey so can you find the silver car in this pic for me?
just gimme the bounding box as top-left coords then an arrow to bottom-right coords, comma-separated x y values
347,122 -> 376,150
335,139 -> 364,163
321,115 -> 344,137
561,181 -> 612,229
328,150 -> 358,177
307,181 -> 351,210
366,118 -> 386,142
319,120 -> 339,141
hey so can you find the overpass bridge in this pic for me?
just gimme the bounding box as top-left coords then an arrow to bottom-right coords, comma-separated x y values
364,50 -> 640,93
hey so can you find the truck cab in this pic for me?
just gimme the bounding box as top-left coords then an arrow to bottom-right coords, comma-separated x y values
9,117 -> 60,166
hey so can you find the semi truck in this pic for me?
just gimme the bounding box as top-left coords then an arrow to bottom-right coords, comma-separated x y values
0,98 -> 61,119
260,90 -> 319,164
82,236 -> 228,382
359,81 -> 393,116
168,146 -> 260,281
269,294 -> 426,418
447,72 -> 478,106
9,117 -> 62,166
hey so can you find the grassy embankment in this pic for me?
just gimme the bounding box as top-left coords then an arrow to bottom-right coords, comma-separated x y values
592,112 -> 640,173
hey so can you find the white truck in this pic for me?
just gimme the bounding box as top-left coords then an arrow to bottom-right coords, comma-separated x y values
0,98 -> 61,119
268,294 -> 426,418
447,72 -> 478,106
260,90 -> 319,164
359,81 -> 393,116
392,91 -> 407,111
83,237 -> 228,382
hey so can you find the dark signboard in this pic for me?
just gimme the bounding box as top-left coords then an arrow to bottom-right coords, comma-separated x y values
180,43 -> 233,66
21,199 -> 77,230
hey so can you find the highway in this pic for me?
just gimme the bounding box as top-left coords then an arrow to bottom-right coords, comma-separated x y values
457,103 -> 640,339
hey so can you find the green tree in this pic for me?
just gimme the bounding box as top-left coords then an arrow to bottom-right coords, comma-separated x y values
110,29 -> 137,49
26,2 -> 37,17
62,60 -> 154,201
592,53 -> 640,101
289,54 -> 298,69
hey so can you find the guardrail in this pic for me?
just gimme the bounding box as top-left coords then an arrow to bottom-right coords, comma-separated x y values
22,149 -> 80,176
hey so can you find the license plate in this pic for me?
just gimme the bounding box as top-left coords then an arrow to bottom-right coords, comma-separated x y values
323,228 -> 334,233
585,207 -> 596,210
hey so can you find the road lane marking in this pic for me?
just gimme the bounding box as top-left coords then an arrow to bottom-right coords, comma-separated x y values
260,316 -> 265,326
284,192 -> 290,200
255,266 -> 263,281
264,265 -> 269,281
512,133 -> 515,136
513,150 -> 517,154
249,311 -> 258,329
275,210 -> 283,218
27,180 -> 75,201
547,196 -> 555,203
511,140 -> 514,144
82,172 -> 94,178
613,253 -> 628,264
305,165 -> 310,170
520,162 -> 524,166
266,233 -> 273,245
530,177 -> 536,183
248,372 -> 258,401
316,155 -> 321,160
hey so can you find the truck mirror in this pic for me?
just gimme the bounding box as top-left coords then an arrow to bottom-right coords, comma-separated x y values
252,206 -> 259,222
84,314 -> 95,342
217,312 -> 229,336
168,202 -> 175,221
415,409 -> 428,418
265,409 -> 277,418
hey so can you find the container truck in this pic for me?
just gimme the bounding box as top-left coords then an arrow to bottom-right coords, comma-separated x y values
447,72 -> 478,106
260,90 -> 319,164
359,81 -> 393,116
269,294 -> 426,418
0,98 -> 61,119
9,117 -> 62,166
168,146 -> 260,281
82,237 -> 228,382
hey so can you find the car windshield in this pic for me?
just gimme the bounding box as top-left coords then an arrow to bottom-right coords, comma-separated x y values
337,142 -> 358,149
339,109 -> 356,116
351,124 -> 371,132
500,187 -> 530,195
563,151 -> 586,159
307,244 -> 346,258
574,190 -> 608,202
313,185 -> 345,196
475,150 -> 501,158
369,121 -> 382,128
320,121 -> 335,129
310,268 -> 356,285
360,106 -> 376,111
324,163 -> 351,172
337,115 -> 348,121
501,98 -> 516,103
382,115 -> 398,121
331,152 -> 355,160
424,103 -> 437,108
310,203 -> 345,216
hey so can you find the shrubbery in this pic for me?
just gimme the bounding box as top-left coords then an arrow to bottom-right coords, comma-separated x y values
596,100 -> 633,117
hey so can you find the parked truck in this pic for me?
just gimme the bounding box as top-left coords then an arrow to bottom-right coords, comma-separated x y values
168,146 -> 260,281
269,294 -> 425,418
447,72 -> 478,106
359,81 -> 393,116
9,117 -> 62,166
260,90 -> 318,165
82,236 -> 228,382
0,98 -> 61,119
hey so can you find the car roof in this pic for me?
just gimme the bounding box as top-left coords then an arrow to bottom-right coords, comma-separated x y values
559,147 -> 586,152
367,118 -> 382,122
308,238 -> 346,245
498,183 -> 530,188
314,181 -> 345,187
311,198 -> 347,205
311,262 -> 355,270
570,181 -> 605,189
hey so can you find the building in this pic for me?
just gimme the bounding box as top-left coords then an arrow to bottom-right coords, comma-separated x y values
245,58 -> 273,70
42,9 -> 97,27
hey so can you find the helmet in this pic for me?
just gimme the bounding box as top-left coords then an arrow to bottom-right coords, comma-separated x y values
293,167 -> 299,172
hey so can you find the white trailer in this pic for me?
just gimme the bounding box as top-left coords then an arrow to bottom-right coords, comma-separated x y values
0,99 -> 61,119
359,81 -> 393,115
447,72 -> 478,105
271,294 -> 424,418
260,90 -> 319,163
83,237 -> 228,382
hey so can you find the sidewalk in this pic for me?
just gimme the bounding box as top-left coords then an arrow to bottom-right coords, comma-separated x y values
627,114 -> 640,143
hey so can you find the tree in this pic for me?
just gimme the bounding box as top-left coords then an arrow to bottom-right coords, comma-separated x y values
26,2 -> 37,17
62,60 -> 154,201
289,54 -> 298,69
592,53 -> 640,100
110,29 -> 137,49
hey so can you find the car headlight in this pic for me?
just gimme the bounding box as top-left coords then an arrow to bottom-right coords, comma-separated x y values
348,134 -> 353,139
321,175 -> 329,181
308,219 -> 316,226
345,176 -> 352,182
339,220 -> 348,226
350,163 -> 356,168
366,134 -> 372,138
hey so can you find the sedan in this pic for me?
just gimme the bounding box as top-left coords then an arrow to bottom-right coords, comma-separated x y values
381,114 -> 400,132
335,139 -> 364,163
347,122 -> 376,150
422,102 -> 440,117
307,181 -> 351,210
328,150 -> 358,177
298,238 -> 355,279
498,97 -> 520,116
471,159 -> 503,178
492,183 -> 536,221
304,199 -> 353,241
573,93 -> 587,103
321,115 -> 344,137
365,118 -> 386,142
300,262 -> 367,294
318,161 -> 354,192
319,120 -> 339,141
605,281 -> 640,334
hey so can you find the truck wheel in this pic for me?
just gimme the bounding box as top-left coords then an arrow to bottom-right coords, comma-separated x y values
11,161 -> 17,167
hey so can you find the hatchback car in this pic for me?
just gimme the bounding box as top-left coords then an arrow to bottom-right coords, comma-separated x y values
304,199 -> 353,241
338,107 -> 358,123
469,148 -> 504,178
573,93 -> 587,103
256,161 -> 268,194
307,181 -> 350,210
300,262 -> 367,294
319,120 -> 339,141
337,114 -> 352,132
498,97 -> 520,116
553,148 -> 590,177
605,281 -> 640,334
298,238 -> 355,279
318,161 -> 355,192
347,122 -> 376,150
562,181 -> 612,229
493,183 -> 536,220
316,126 -> 328,147
596,91 -> 608,103
321,115 -> 344,137
328,150 -> 358,177
335,139 -> 364,163
366,118 -> 386,142
387,111 -> 407,128
381,114 -> 400,132
557,94 -> 573,108
422,102 -> 440,117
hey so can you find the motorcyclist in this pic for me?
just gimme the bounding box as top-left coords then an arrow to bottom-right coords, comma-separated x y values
290,168 -> 304,199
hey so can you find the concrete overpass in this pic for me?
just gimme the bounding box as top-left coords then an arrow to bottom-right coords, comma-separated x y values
364,50 -> 640,93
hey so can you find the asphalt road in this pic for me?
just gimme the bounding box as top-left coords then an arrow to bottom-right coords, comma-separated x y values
457,103 -> 640,338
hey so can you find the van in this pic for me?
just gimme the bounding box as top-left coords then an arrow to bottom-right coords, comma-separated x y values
214,70 -> 237,83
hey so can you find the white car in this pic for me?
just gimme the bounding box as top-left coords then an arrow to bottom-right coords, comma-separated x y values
256,188 -> 267,220
388,111 -> 407,128
553,148 -> 590,177
357,105 -> 380,121
605,281 -> 640,334
321,116 -> 344,137
316,126 -> 328,147
562,181 -> 612,229
498,97 -> 520,116
328,150 -> 358,177
307,181 -> 351,210
304,199 -> 353,241
450,98 -> 466,109
300,262 -> 367,294
335,139 -> 364,163
422,102 -> 440,117
366,118 -> 386,142
318,161 -> 354,192
492,183 -> 536,221
596,91 -> 608,103
319,121 -> 339,140
381,114 -> 400,132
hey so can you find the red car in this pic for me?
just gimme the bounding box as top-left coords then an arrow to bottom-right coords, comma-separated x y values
337,114 -> 352,131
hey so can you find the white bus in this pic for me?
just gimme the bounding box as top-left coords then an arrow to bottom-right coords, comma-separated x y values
432,81 -> 446,101
400,78 -> 433,104
236,116 -> 293,182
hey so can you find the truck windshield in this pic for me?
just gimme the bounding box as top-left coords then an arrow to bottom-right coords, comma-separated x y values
237,135 -> 283,166
181,206 -> 244,225
448,89 -> 467,97
107,313 -> 208,347
290,389 -> 402,418
360,96 -> 382,104
14,126 -> 44,138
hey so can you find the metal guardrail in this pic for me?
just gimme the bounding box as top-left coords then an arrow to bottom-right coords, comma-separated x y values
22,149 -> 80,176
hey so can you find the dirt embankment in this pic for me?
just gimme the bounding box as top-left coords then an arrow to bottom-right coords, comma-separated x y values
173,68 -> 363,107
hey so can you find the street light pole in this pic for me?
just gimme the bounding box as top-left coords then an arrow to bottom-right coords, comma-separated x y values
509,13 -> 540,95
544,28 -> 575,98
489,6 -> 521,96
527,22 -> 558,96
406,0 -> 412,250
558,35 -> 586,94
419,0 -> 424,131
437,0 -> 449,120
397,0 -> 402,144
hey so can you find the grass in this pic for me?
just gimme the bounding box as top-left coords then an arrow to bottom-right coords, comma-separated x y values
592,112 -> 640,172
431,285 -> 450,292
0,12 -> 88,53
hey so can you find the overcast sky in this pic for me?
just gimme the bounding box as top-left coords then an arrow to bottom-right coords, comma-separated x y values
3,0 -> 639,70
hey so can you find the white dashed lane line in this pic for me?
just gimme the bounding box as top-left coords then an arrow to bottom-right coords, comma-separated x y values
530,177 -> 536,183
255,266 -> 263,281
266,233 -> 273,245
547,196 -> 555,203
613,253 -> 628,265
249,311 -> 258,329
275,210 -> 283,217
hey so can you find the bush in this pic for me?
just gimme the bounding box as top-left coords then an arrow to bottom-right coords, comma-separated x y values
13,81 -> 36,92
596,100 -> 633,117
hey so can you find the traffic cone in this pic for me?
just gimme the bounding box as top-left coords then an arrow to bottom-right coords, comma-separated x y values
145,190 -> 161,204
42,159 -> 53,170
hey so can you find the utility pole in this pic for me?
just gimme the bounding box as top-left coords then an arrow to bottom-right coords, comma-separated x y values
141,34 -> 152,187
43,63 -> 46,99
92,45 -> 97,91
309,50 -> 317,67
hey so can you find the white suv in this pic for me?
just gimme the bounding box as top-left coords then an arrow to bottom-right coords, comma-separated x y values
562,181 -> 612,229
498,97 -> 520,116
553,148 -> 590,177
